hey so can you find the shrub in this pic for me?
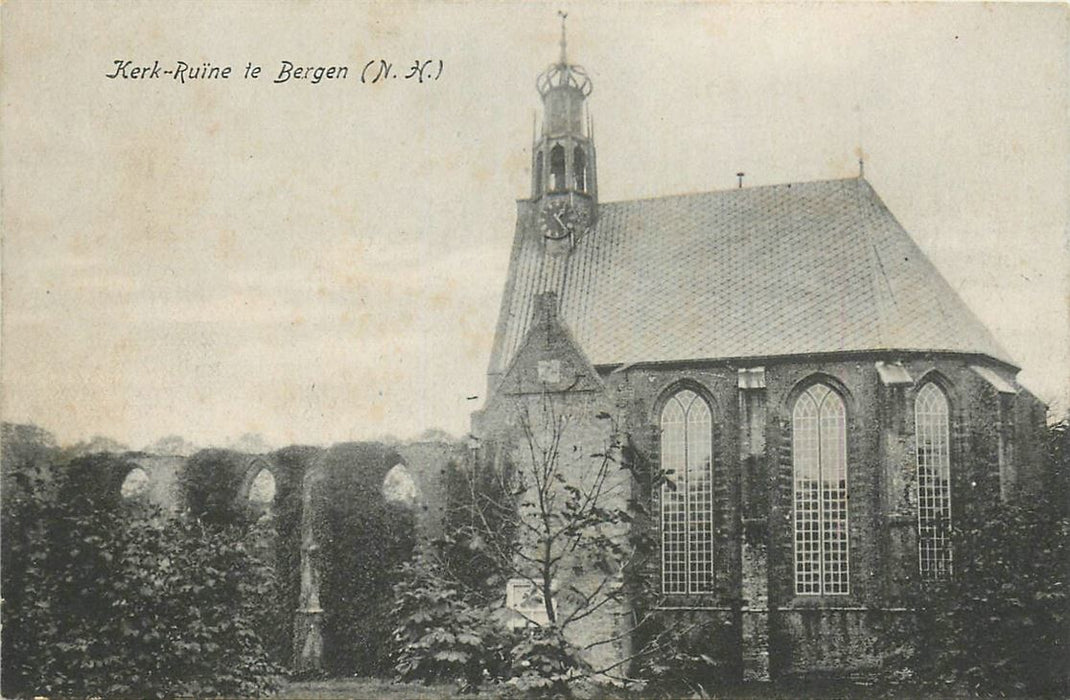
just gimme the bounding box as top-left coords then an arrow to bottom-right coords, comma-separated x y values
1,435 -> 284,698
883,418 -> 1070,696
180,448 -> 254,527
392,557 -> 514,690
506,625 -> 592,697
631,616 -> 734,697
901,503 -> 1069,696
316,443 -> 418,676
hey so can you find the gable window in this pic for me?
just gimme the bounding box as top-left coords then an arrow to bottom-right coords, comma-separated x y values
661,389 -> 714,594
792,383 -> 849,595
915,383 -> 952,579
550,144 -> 566,191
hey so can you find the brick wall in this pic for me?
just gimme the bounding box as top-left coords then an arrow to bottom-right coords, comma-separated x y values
536,352 -> 1050,681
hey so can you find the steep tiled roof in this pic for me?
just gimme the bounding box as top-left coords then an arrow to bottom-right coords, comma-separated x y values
487,178 -> 1014,377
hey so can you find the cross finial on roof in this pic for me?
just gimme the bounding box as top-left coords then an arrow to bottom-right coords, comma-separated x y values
558,11 -> 568,65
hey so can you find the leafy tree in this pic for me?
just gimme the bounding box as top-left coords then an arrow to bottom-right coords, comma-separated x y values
143,434 -> 200,456
64,434 -> 129,457
227,432 -> 274,454
885,418 -> 1070,696
417,427 -> 457,443
1,426 -> 284,698
180,448 -> 254,527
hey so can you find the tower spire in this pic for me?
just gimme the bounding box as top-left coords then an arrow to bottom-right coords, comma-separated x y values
529,13 -> 598,244
558,10 -> 568,65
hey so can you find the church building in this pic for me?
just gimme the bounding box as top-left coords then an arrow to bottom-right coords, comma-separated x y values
471,24 -> 1048,681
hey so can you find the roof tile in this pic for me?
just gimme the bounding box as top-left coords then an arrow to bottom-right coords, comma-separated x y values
488,178 -> 1013,375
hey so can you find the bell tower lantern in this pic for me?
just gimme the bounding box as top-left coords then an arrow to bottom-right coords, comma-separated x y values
531,13 -> 597,243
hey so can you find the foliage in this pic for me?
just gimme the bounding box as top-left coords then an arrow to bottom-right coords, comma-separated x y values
63,434 -> 130,457
507,625 -> 593,697
395,395 -> 673,695
616,436 -> 744,694
441,450 -> 520,600
630,616 -> 732,698
143,434 -> 200,457
884,418 -> 1070,696
392,556 -> 515,691
316,443 -> 418,677
1,426 -> 284,698
391,453 -> 519,691
268,445 -> 319,666
180,448 -> 256,527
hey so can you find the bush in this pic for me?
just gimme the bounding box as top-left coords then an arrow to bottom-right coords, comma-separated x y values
1,434 -> 284,698
316,443 -> 418,676
901,503 -> 1069,696
631,616 -> 733,697
392,557 -> 514,690
180,448 -> 255,527
390,446 -> 522,692
506,625 -> 592,697
884,419 -> 1070,696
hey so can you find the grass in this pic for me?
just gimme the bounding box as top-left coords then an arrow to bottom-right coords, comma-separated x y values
275,677 -> 476,699
274,676 -> 933,700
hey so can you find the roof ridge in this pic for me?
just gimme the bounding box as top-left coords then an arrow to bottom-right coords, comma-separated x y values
597,176 -> 864,206
853,178 -> 897,349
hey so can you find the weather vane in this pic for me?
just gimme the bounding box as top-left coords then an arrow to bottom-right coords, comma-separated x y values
558,10 -> 568,65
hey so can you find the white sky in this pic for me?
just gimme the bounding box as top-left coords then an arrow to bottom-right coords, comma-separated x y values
2,1 -> 1067,449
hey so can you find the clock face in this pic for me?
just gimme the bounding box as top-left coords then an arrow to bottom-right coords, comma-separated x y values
538,201 -> 590,240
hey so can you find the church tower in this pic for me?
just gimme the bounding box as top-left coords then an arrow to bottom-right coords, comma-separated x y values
531,14 -> 597,245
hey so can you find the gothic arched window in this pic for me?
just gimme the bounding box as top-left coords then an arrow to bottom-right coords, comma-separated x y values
550,144 -> 566,192
792,383 -> 849,595
534,151 -> 544,197
248,468 -> 276,505
120,467 -> 150,499
382,463 -> 420,507
661,389 -> 714,595
573,146 -> 587,192
916,383 -> 952,579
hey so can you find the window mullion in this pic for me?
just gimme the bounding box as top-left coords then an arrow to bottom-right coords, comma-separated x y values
683,413 -> 691,594
816,405 -> 826,596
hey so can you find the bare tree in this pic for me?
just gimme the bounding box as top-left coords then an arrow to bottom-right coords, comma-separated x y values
453,391 -> 698,686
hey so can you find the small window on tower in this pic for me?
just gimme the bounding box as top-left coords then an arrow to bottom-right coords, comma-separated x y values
550,145 -> 565,192
534,151 -> 544,197
574,147 -> 586,192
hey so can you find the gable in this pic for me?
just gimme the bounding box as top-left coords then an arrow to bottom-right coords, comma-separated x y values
495,292 -> 605,397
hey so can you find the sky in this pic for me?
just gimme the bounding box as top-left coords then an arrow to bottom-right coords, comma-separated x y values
2,1 -> 1067,450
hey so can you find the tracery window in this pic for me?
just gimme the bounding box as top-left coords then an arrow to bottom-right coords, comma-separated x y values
915,383 -> 952,579
661,389 -> 714,594
550,144 -> 566,191
792,383 -> 849,595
